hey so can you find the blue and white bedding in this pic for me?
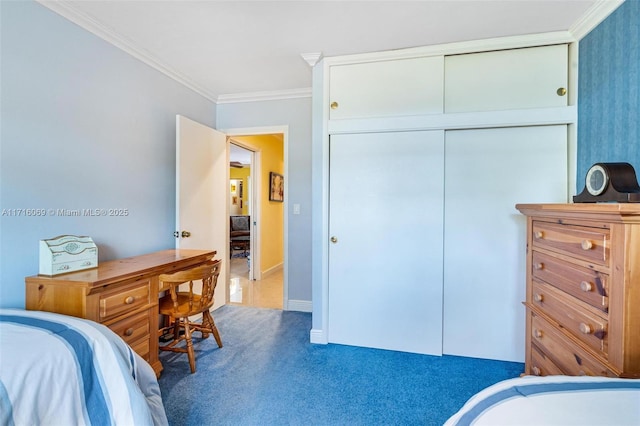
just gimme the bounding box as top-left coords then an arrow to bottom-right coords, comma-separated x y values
445,374 -> 640,425
0,309 -> 168,426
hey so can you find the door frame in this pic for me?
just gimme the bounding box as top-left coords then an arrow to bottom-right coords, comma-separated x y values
222,125 -> 289,310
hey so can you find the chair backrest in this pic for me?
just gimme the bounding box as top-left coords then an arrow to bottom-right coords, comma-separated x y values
230,215 -> 250,232
159,260 -> 222,316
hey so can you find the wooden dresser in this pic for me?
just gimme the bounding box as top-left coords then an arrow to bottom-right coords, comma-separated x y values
25,249 -> 216,376
516,204 -> 640,378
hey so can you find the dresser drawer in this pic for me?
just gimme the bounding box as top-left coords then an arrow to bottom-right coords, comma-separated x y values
532,281 -> 608,356
109,310 -> 150,347
532,221 -> 610,266
99,279 -> 150,321
530,344 -> 564,376
532,251 -> 609,312
531,312 -> 615,377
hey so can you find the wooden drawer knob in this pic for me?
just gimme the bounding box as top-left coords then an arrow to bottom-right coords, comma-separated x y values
534,263 -> 544,270
579,323 -> 593,334
532,366 -> 541,376
580,281 -> 593,292
534,329 -> 543,339
581,240 -> 593,250
534,293 -> 544,303
124,296 -> 135,305
124,328 -> 134,337
534,231 -> 544,239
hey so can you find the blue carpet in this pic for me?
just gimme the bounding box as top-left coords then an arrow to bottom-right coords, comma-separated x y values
158,305 -> 523,425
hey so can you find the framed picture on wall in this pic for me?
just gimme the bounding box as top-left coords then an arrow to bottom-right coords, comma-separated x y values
269,172 -> 284,202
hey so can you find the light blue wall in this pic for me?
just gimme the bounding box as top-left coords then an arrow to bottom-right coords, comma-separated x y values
577,0 -> 640,190
0,1 -> 216,308
217,98 -> 312,303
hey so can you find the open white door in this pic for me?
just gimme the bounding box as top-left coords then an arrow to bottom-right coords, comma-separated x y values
176,115 -> 227,309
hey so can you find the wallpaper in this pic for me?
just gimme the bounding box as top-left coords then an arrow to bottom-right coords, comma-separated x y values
577,0 -> 640,192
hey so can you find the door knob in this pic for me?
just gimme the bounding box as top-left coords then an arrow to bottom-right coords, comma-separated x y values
557,87 -> 567,96
181,231 -> 191,238
330,101 -> 339,109
330,236 -> 338,243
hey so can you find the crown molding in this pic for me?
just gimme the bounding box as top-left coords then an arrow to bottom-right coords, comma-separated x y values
323,31 -> 576,66
569,0 -> 624,40
216,88 -> 312,104
301,52 -> 323,67
36,1 -> 312,105
36,0 -> 218,103
36,0 -> 612,107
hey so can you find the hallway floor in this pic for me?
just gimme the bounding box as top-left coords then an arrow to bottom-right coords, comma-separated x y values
228,255 -> 283,309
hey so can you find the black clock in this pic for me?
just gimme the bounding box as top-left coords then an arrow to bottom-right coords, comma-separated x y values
574,162 -> 640,203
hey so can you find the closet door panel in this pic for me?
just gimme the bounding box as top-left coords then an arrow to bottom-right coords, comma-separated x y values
443,125 -> 568,362
328,130 -> 444,355
329,56 -> 444,120
445,44 -> 568,113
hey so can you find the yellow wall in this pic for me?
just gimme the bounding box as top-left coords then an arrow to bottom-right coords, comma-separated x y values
231,134 -> 283,274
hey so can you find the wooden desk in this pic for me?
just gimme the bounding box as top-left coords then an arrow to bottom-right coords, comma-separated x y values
25,249 -> 216,376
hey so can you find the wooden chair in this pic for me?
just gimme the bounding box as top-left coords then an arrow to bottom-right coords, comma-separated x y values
230,215 -> 250,257
158,260 -> 223,373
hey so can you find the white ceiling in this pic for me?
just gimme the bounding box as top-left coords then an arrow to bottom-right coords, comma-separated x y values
229,142 -> 253,165
40,0 -> 620,103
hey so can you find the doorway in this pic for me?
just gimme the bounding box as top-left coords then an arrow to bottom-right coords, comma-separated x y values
227,132 -> 285,310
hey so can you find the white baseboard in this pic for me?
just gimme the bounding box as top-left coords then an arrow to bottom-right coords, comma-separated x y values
261,262 -> 283,277
286,299 -> 312,312
310,328 -> 328,344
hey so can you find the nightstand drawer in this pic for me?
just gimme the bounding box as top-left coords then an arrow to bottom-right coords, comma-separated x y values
532,221 -> 610,267
532,251 -> 609,312
99,279 -> 150,320
532,281 -> 608,356
531,313 -> 615,377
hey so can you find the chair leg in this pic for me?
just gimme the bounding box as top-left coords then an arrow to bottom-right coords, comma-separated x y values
200,312 -> 211,338
183,320 -> 196,374
172,318 -> 181,341
204,310 -> 223,348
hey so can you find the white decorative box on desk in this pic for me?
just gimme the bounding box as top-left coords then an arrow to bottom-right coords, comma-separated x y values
39,235 -> 98,276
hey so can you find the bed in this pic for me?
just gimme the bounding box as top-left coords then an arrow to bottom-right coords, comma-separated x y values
0,308 -> 168,425
445,374 -> 640,425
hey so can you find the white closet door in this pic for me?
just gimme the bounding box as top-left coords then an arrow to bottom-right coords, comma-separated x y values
328,130 -> 444,355
445,44 -> 568,113
329,56 -> 444,120
443,125 -> 568,362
